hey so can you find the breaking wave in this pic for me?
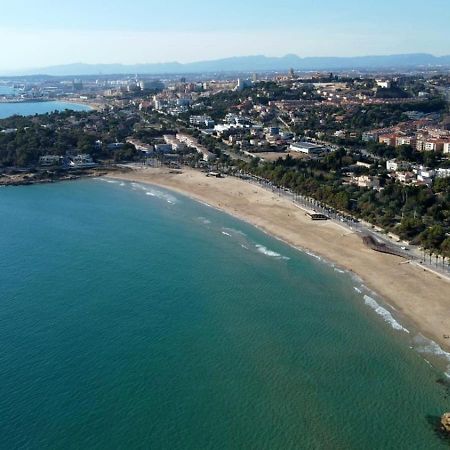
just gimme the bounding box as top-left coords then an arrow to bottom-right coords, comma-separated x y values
363,295 -> 409,333
304,250 -> 322,261
255,244 -> 290,260
222,227 -> 246,237
198,217 -> 211,225
128,183 -> 177,204
413,334 -> 450,378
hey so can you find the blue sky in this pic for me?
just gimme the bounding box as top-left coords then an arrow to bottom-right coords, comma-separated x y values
1,0 -> 449,70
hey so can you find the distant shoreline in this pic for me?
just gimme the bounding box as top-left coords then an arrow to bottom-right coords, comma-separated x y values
106,166 -> 450,364
0,98 -> 93,106
0,99 -> 95,120
0,169 -> 106,187
0,98 -> 48,104
0,97 -> 98,112
60,98 -> 103,111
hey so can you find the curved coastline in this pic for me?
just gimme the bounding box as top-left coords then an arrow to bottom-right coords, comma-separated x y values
0,100 -> 93,119
2,176 -> 449,448
105,167 -> 450,367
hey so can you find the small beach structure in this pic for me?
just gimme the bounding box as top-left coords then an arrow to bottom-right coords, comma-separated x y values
206,171 -> 222,178
362,235 -> 406,258
304,210 -> 329,220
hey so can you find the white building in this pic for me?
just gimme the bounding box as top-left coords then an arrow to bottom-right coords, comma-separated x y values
69,154 -> 96,168
126,139 -> 153,153
290,142 -> 328,155
352,175 -> 380,190
39,155 -> 61,166
443,142 -> 450,154
395,136 -> 416,147
163,135 -> 186,152
386,159 -> 409,172
424,141 -> 441,152
414,166 -> 435,185
417,139 -> 445,152
436,168 -> 450,178
176,133 -> 216,162
1,128 -> 17,134
190,115 -> 215,127
395,172 -> 415,184
376,79 -> 391,89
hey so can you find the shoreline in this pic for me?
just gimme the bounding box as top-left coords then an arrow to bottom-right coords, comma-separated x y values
0,98 -> 97,113
106,166 -> 450,358
0,170 -> 106,187
61,98 -> 104,111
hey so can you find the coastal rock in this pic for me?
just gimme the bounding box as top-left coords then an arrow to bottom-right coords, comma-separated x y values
441,413 -> 450,433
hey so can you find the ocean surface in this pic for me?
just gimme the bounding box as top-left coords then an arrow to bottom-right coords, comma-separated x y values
0,94 -> 91,119
0,86 -> 17,96
0,179 -> 449,449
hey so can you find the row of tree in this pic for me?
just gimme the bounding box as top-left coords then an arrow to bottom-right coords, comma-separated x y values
235,153 -> 450,257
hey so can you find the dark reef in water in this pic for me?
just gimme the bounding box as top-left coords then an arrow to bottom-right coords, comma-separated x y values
426,415 -> 450,442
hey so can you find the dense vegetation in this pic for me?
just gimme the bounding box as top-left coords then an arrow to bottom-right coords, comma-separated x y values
0,110 -> 140,166
235,152 -> 450,257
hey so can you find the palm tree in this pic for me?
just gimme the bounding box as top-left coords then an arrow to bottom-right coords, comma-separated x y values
440,239 -> 450,272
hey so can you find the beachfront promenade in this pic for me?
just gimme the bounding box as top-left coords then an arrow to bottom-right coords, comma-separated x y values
235,172 -> 450,278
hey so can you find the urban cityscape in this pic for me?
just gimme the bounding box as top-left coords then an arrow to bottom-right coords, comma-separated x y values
1,68 -> 450,262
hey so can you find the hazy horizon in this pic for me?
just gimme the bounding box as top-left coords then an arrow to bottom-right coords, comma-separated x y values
1,0 -> 449,72
7,51 -> 450,71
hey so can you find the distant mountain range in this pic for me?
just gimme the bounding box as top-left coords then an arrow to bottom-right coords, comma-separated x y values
6,53 -> 450,77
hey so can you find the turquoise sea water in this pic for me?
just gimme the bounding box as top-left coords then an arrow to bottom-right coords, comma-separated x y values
0,179 -> 449,449
0,101 -> 91,119
0,86 -> 17,96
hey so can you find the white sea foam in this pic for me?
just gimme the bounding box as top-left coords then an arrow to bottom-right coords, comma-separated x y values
138,186 -> 177,204
255,244 -> 289,260
413,334 -> 450,378
222,231 -> 231,237
363,295 -> 409,333
305,250 -> 322,261
100,178 -> 119,184
222,227 -> 246,237
353,286 -> 362,294
334,268 -> 345,274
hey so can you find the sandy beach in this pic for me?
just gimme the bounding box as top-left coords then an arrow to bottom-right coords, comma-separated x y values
63,97 -> 106,111
108,166 -> 450,354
